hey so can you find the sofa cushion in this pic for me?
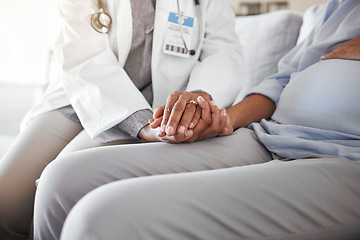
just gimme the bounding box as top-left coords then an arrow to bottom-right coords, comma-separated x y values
233,10 -> 303,104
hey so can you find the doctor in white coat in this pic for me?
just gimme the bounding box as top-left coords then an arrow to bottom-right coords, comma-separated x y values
0,0 -> 243,239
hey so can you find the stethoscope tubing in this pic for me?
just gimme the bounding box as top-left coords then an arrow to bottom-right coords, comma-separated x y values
91,0 -> 202,55
177,0 -> 202,55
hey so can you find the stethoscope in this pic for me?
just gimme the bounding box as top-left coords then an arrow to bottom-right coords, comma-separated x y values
91,0 -> 112,33
91,0 -> 202,56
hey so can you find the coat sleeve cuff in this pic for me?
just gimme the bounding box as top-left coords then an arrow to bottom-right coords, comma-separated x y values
117,109 -> 153,138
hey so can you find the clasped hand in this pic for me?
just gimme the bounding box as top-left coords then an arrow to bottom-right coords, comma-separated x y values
140,91 -> 232,143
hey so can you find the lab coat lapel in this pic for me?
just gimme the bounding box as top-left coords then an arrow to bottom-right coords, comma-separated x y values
152,0 -> 170,81
110,0 -> 132,66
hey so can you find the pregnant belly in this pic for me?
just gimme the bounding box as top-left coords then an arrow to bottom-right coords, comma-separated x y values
272,59 -> 360,135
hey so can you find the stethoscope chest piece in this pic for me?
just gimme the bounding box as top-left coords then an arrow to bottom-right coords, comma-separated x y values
91,8 -> 112,34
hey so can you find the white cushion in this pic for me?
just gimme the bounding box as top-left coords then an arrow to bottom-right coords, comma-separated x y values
233,10 -> 303,104
0,135 -> 16,159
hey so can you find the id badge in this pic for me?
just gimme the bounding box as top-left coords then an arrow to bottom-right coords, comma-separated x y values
163,12 -> 195,58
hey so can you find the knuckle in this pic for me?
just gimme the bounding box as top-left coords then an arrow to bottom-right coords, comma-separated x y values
172,104 -> 184,112
185,103 -> 195,110
204,118 -> 212,125
184,91 -> 192,96
168,119 -> 178,126
169,91 -> 178,99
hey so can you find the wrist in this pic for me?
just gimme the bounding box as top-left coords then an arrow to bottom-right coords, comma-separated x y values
226,108 -> 237,130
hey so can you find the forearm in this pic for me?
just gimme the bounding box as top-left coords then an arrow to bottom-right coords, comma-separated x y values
228,94 -> 276,130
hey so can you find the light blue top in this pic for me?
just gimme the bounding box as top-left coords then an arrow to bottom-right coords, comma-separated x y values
249,0 -> 360,162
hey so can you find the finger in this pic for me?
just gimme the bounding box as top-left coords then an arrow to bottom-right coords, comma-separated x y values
177,100 -> 198,134
159,131 -> 191,144
322,47 -> 347,60
194,101 -> 222,141
165,92 -> 192,136
200,101 -> 220,137
197,96 -> 211,124
153,106 -> 165,119
161,91 -> 181,133
321,52 -> 334,60
157,129 -> 166,138
189,105 -> 201,129
209,100 -> 221,129
184,97 -> 212,142
150,116 -> 163,129
219,114 -> 233,136
217,108 -> 227,133
219,127 -> 229,135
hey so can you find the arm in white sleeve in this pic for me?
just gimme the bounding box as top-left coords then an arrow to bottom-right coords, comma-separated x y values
54,0 -> 151,139
186,0 -> 244,108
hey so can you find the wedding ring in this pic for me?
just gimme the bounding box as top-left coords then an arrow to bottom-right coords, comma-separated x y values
187,100 -> 198,105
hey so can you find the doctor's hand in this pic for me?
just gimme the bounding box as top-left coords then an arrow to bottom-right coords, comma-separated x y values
138,122 -> 193,143
321,35 -> 360,61
150,97 -> 228,143
155,91 -> 212,137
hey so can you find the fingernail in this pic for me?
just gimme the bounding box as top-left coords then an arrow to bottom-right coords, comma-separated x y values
320,55 -> 325,61
189,122 -> 195,128
198,96 -> 205,102
178,126 -> 185,134
221,109 -> 226,117
210,101 -> 216,106
185,130 -> 193,137
167,126 -> 174,135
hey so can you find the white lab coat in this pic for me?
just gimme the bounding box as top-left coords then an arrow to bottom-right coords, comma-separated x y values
21,0 -> 244,142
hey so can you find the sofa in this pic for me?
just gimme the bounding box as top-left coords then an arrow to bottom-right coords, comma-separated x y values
233,4 -> 325,103
0,4 -> 326,159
